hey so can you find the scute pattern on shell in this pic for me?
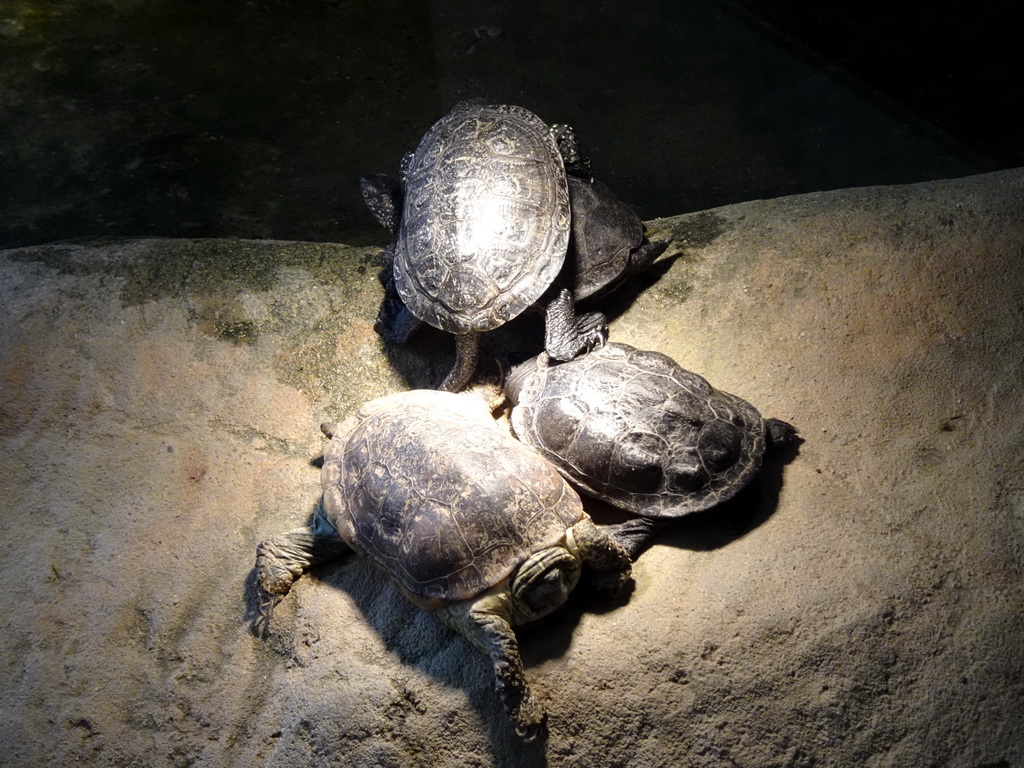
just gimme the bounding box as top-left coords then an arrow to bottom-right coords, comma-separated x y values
510,343 -> 768,518
394,102 -> 571,335
321,390 -> 583,608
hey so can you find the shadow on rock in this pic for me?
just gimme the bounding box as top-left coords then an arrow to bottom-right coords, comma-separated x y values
592,252 -> 686,326
315,557 -> 559,766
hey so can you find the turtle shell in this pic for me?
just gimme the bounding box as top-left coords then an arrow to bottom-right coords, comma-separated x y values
394,102 -> 571,335
508,343 -> 768,519
567,177 -> 645,302
321,390 -> 583,610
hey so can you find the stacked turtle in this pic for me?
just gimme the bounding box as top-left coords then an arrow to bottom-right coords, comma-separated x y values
361,99 -> 670,392
255,100 -> 796,740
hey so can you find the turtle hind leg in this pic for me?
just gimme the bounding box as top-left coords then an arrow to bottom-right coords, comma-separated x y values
255,504 -> 350,632
440,331 -> 482,392
545,288 -> 607,362
436,595 -> 547,741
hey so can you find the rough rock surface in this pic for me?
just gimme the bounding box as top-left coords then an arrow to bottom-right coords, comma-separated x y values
2,169 -> 1023,767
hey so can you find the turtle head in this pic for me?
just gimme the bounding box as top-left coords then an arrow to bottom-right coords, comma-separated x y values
359,174 -> 403,234
509,543 -> 582,623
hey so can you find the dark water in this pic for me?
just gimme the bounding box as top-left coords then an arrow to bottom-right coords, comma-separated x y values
0,0 -> 1016,249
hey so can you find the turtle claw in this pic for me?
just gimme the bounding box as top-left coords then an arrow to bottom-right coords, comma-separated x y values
254,593 -> 281,637
574,310 -> 608,353
545,289 -> 608,361
511,694 -> 548,742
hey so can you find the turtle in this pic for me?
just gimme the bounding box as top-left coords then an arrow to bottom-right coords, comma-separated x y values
364,170 -> 671,368
360,100 -> 607,392
255,388 -> 633,740
504,343 -> 797,558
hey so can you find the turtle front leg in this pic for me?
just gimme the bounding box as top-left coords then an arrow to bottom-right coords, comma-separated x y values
255,506 -> 350,631
375,265 -> 424,345
544,288 -> 607,362
437,593 -> 547,741
571,516 -> 634,596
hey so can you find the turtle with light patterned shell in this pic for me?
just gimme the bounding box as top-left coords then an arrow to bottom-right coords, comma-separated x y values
505,343 -> 796,557
255,388 -> 632,741
361,100 -> 607,392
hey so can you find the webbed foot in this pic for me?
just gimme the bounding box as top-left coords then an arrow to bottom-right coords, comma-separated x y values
254,541 -> 302,634
572,515 -> 635,595
375,247 -> 425,345
574,310 -> 608,351
601,517 -> 664,561
253,515 -> 350,634
587,568 -> 634,599
375,303 -> 423,346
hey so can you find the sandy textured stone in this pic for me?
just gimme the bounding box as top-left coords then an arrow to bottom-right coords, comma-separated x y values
1,170 -> 1022,767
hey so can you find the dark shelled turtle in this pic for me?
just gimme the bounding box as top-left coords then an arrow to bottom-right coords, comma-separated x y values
255,389 -> 633,741
565,176 -> 670,303
505,343 -> 796,557
361,100 -> 607,392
